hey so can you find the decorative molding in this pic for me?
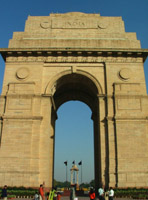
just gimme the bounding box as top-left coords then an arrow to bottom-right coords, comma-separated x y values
6,56 -> 143,63
1,48 -> 147,62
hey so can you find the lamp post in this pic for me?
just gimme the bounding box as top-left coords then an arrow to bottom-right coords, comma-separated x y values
64,161 -> 68,182
78,161 -> 82,184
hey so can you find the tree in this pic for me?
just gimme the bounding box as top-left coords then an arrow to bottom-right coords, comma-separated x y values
89,180 -> 95,188
54,179 -> 70,188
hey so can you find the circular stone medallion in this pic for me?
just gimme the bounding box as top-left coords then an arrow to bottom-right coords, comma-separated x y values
40,21 -> 50,29
98,20 -> 108,29
119,68 -> 132,80
16,67 -> 29,80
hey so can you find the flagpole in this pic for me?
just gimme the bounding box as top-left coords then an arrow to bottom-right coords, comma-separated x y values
64,161 -> 68,183
78,161 -> 82,184
66,164 -> 67,182
72,160 -> 75,184
81,162 -> 82,184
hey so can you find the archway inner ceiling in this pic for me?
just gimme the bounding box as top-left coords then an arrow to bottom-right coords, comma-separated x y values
53,73 -> 99,112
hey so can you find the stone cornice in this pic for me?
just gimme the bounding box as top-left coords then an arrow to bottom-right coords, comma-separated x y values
0,115 -> 43,120
0,48 -> 148,62
1,94 -> 147,98
106,116 -> 148,121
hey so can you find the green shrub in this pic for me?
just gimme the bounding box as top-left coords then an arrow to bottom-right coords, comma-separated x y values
0,187 -> 38,197
114,188 -> 148,199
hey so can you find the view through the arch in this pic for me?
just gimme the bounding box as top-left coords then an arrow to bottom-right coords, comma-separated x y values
54,101 -> 94,186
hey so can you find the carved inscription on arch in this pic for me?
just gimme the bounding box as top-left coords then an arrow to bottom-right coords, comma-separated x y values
52,19 -> 99,29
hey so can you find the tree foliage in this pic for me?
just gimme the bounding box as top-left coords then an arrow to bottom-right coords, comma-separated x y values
54,180 -> 71,188
54,179 -> 95,189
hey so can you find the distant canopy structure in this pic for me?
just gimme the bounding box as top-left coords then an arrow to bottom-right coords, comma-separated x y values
70,164 -> 79,186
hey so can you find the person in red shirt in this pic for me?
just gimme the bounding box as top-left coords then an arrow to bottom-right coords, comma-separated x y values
89,188 -> 95,200
57,192 -> 61,200
39,184 -> 44,200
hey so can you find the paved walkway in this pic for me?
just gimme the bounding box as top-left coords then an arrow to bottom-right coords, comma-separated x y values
60,198 -> 132,200
0,198 -> 135,200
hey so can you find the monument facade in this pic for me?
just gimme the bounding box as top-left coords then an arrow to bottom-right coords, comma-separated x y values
0,12 -> 148,189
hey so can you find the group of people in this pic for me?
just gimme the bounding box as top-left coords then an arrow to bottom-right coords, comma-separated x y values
1,183 -> 114,200
36,183 -> 61,200
38,184 -> 114,200
89,186 -> 114,200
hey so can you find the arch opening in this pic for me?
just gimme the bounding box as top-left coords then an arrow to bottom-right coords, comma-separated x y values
54,101 -> 94,186
50,73 -> 102,190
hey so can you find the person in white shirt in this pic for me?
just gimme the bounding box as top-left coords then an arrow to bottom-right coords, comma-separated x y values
98,186 -> 105,200
108,187 -> 114,200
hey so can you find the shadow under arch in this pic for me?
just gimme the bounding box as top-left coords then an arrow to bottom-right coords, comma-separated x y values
44,69 -> 103,97
46,70 -> 105,190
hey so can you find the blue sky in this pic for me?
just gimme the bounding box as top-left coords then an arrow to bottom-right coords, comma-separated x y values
0,0 -> 148,184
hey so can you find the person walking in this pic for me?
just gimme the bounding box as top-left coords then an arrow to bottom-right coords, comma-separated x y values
34,192 -> 39,200
98,185 -> 105,200
39,184 -> 44,200
2,185 -> 7,200
70,187 -> 75,200
89,188 -> 95,200
57,192 -> 61,200
48,188 -> 56,200
108,187 -> 114,200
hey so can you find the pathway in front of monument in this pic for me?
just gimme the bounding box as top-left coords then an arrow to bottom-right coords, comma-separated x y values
0,197 -> 134,200
60,197 -> 132,200
61,197 -> 134,200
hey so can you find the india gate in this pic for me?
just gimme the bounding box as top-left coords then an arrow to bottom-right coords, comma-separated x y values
0,12 -> 148,189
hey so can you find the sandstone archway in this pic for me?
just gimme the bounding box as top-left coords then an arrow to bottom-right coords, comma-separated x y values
0,12 -> 148,189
